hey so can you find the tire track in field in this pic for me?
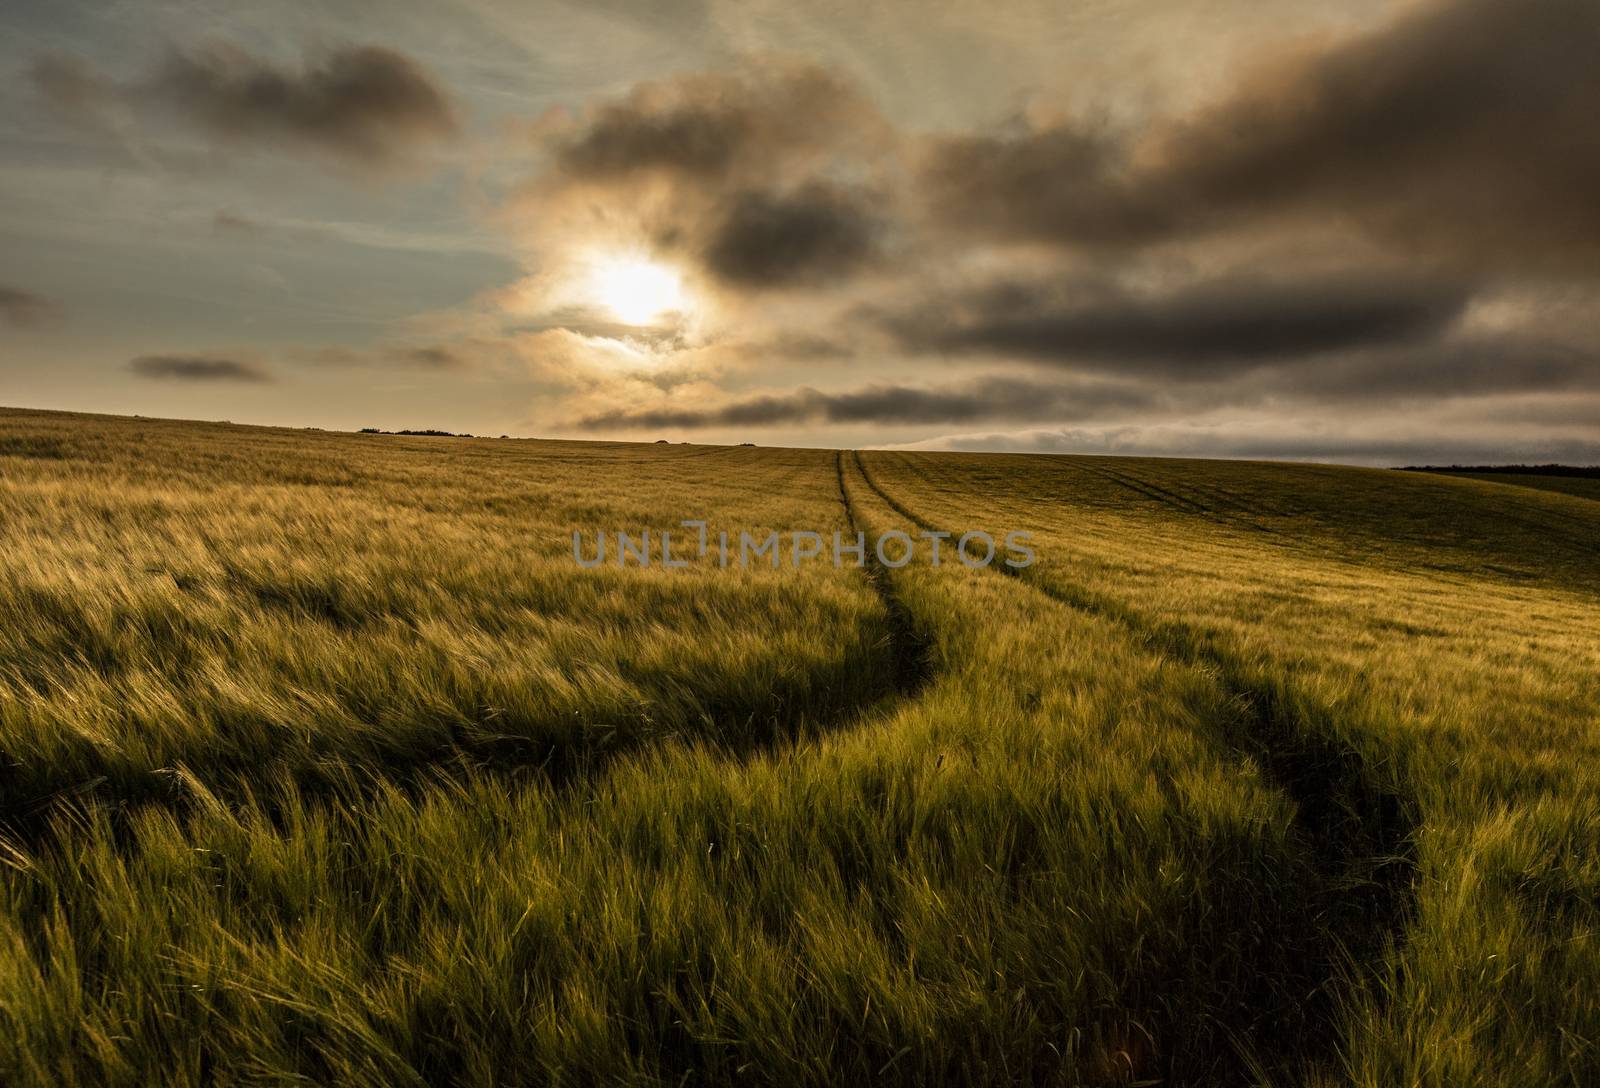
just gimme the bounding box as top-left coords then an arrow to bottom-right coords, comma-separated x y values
1412,479 -> 1600,562
835,451 -> 936,698
1088,455 -> 1600,566
886,449 -> 1275,536
854,449 -> 1419,1075
1053,451 -> 1600,582
1071,457 -> 1281,535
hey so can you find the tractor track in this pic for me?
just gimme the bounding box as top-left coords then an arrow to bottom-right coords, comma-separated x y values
851,448 -> 1420,1078
834,451 -> 936,699
1071,457 -> 1282,535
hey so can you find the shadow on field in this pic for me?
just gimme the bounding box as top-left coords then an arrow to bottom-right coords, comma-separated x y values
854,450 -> 1421,1083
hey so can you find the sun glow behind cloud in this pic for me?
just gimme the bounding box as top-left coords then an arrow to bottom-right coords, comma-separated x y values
586,255 -> 687,326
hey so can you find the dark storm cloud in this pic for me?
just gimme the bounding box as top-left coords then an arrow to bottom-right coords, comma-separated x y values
32,43 -> 457,169
922,0 -> 1600,272
703,182 -> 880,288
1269,337 -> 1600,402
553,89 -> 746,181
575,376 -> 1153,430
549,62 -> 884,184
0,286 -> 63,329
888,272 -> 1473,375
1154,0 -> 1600,270
919,123 -> 1173,249
154,44 -> 457,166
129,355 -> 272,382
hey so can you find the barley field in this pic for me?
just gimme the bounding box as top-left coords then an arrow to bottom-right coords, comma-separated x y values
2,405 -> 1598,1087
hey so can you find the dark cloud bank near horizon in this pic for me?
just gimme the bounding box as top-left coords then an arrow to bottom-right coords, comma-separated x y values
577,375 -> 1158,430
880,272 -> 1475,374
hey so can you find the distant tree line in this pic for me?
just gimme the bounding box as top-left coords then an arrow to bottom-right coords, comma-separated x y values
359,428 -> 476,438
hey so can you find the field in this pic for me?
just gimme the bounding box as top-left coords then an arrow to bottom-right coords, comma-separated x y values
2,405 -> 1598,1086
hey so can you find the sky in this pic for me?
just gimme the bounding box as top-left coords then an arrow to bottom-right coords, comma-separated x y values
1,0 -> 1596,464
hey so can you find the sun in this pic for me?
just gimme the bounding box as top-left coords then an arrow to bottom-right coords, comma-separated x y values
587,255 -> 686,325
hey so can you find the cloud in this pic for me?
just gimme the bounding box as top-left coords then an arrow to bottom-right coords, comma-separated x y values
918,122 -> 1172,249
1149,0 -> 1600,272
129,355 -> 272,382
0,286 -> 64,329
573,375 -> 1153,430
33,43 -> 457,170
28,53 -> 113,120
549,85 -> 746,182
703,181 -> 881,287
1261,336 -> 1599,403
547,61 -> 887,185
920,0 -> 1600,274
751,331 -> 857,361
103,0 -> 1580,460
886,270 -> 1473,376
212,210 -> 263,234
301,340 -> 518,372
388,345 -> 475,370
1444,393 -> 1600,429
497,302 -> 692,349
153,44 -> 456,166
558,320 -> 1596,434
522,60 -> 897,294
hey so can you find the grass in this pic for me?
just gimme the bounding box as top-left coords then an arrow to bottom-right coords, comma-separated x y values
1,406 -> 1597,1085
